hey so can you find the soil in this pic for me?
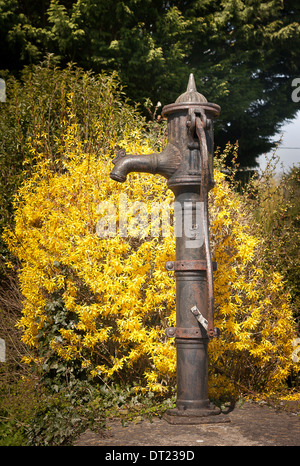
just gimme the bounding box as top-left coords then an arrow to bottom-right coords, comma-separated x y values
74,401 -> 300,447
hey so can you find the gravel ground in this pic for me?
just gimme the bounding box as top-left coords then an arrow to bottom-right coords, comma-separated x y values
74,401 -> 300,447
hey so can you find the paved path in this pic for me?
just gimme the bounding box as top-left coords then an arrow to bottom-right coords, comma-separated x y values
75,402 -> 300,447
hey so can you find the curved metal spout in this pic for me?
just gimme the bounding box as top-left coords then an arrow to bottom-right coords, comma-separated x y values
110,150 -> 158,182
110,144 -> 182,183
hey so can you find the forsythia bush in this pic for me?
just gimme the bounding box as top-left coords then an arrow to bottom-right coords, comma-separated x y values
3,65 -> 299,399
209,164 -> 298,399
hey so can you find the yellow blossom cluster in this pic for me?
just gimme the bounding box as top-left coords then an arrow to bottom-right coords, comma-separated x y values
4,105 -> 298,398
208,170 -> 298,398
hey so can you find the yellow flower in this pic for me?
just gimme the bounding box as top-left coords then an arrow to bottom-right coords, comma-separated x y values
4,102 -> 296,398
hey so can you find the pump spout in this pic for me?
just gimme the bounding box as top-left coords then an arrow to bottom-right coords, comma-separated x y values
110,150 -> 158,182
110,145 -> 182,183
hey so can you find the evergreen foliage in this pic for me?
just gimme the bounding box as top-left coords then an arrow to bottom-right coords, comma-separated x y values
1,0 -> 300,165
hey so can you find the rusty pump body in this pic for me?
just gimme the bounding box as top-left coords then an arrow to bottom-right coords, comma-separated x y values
110,74 -> 225,424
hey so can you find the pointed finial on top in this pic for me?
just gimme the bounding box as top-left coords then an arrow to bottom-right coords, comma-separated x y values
186,73 -> 197,93
175,73 -> 207,104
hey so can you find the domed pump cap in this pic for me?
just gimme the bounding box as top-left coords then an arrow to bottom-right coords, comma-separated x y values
175,73 -> 207,104
162,73 -> 220,118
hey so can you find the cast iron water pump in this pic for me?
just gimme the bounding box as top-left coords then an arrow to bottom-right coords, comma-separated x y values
110,74 -> 226,424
